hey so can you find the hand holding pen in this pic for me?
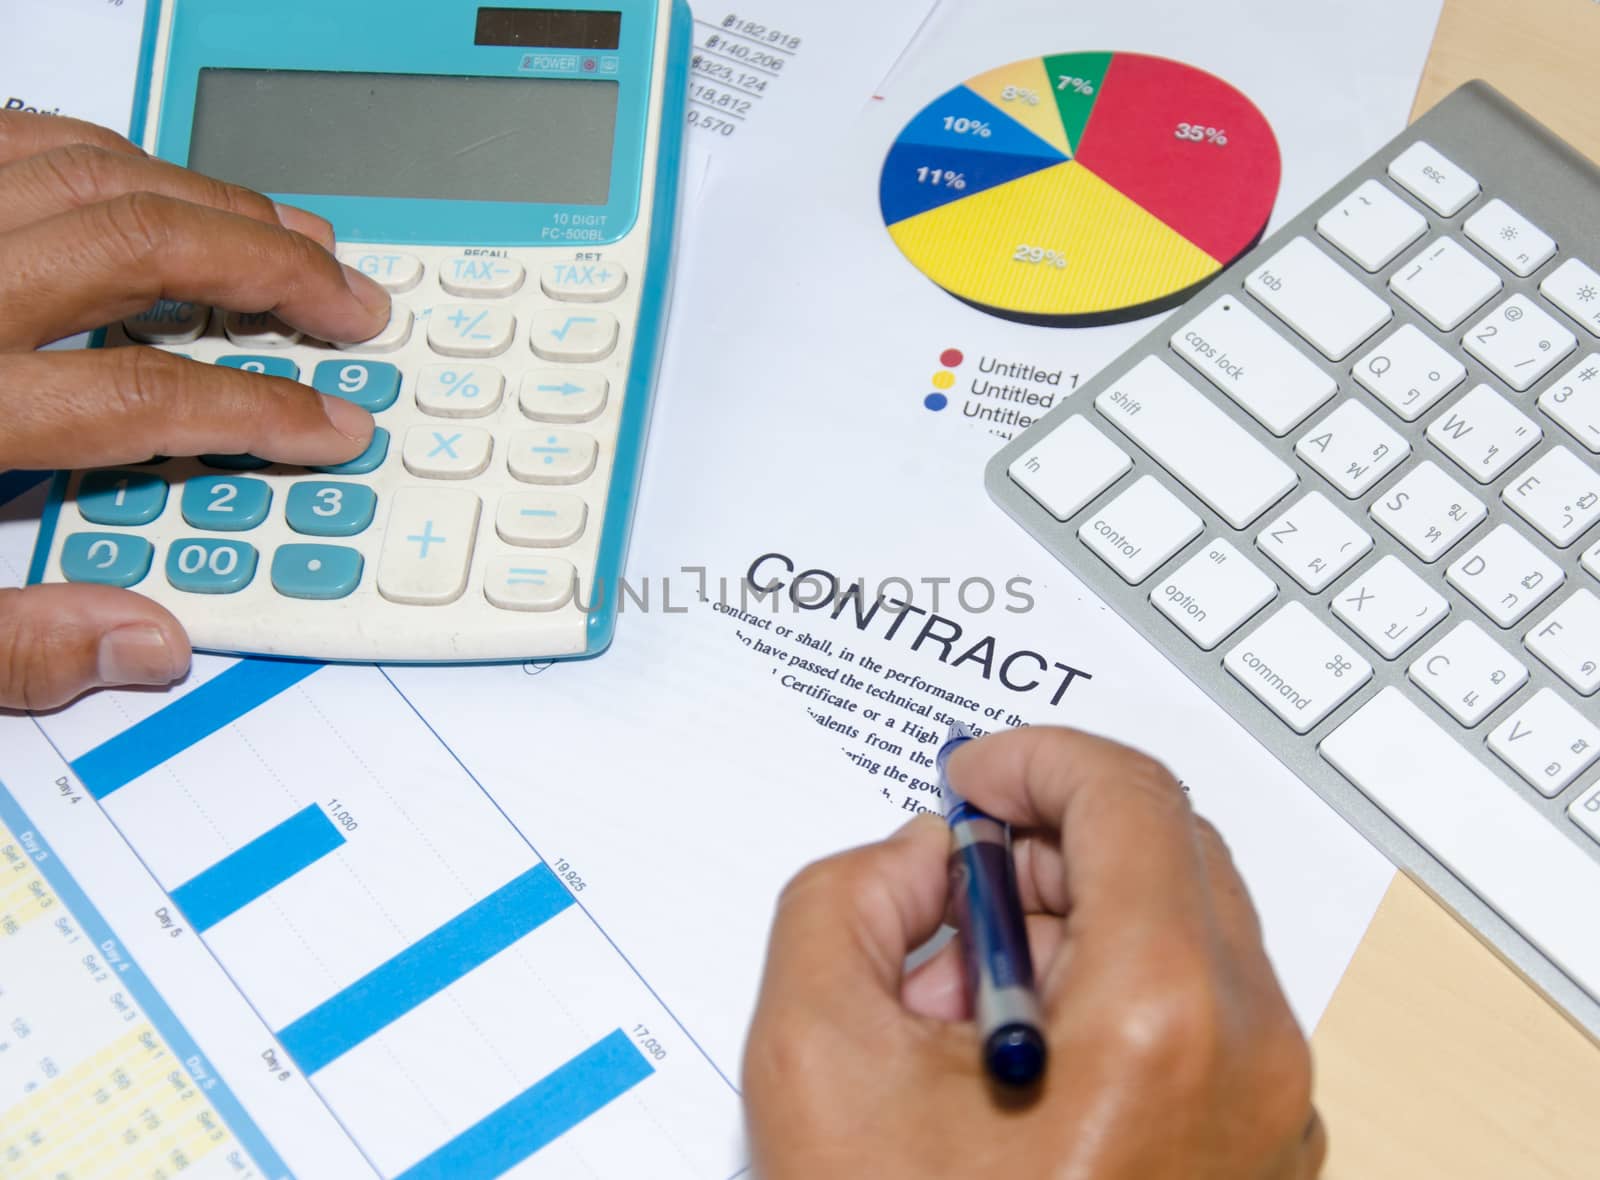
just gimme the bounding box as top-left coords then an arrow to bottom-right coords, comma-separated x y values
744,726 -> 1324,1180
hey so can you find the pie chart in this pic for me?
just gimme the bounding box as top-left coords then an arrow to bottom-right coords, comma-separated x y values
880,52 -> 1281,327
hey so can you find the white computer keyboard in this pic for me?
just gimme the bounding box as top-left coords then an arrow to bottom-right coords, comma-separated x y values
988,82 -> 1600,1039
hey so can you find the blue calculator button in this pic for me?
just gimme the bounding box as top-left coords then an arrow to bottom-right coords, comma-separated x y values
312,361 -> 401,413
166,539 -> 258,595
182,477 -> 272,531
272,545 -> 363,600
60,533 -> 153,588
286,482 -> 377,538
200,454 -> 272,471
217,355 -> 299,380
315,428 -> 390,476
77,471 -> 168,526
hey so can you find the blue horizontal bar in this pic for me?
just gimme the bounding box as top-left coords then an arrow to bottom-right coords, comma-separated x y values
170,806 -> 345,932
396,1030 -> 652,1180
0,470 -> 50,509
71,660 -> 321,799
276,863 -> 574,1075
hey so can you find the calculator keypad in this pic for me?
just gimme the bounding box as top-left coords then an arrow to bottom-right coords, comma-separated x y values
272,545 -> 364,600
313,360 -> 402,412
285,483 -> 376,538
166,539 -> 258,595
181,477 -> 272,531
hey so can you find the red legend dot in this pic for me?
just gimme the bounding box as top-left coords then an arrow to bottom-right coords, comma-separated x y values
940,348 -> 964,368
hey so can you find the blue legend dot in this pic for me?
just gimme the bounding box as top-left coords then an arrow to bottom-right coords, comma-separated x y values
924,393 -> 949,412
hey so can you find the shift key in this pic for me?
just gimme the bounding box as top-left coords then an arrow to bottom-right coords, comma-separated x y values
1096,356 -> 1298,529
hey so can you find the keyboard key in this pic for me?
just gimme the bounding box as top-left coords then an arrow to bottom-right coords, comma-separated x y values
377,488 -> 481,606
1096,357 -> 1297,528
315,428 -> 390,476
1462,295 -> 1575,391
485,556 -> 578,612
403,427 -> 493,480
1371,461 -> 1486,562
60,533 -> 153,588
1503,447 -> 1600,547
336,306 -> 413,353
1224,601 -> 1372,734
166,538 -> 257,595
1446,524 -> 1564,627
181,476 -> 271,531
1571,782 -> 1600,847
509,429 -> 599,486
217,354 -> 298,380
1169,296 -> 1336,435
1390,237 -> 1501,331
1353,324 -> 1466,421
1316,180 -> 1427,272
1321,688 -> 1600,1004
440,255 -> 525,298
1295,400 -> 1409,498
1539,354 -> 1600,453
1246,237 -> 1393,360
520,370 -> 610,424
272,544 -> 363,600
1008,415 -> 1130,521
339,249 -> 422,293
1256,491 -> 1373,592
224,311 -> 300,348
428,304 -> 514,358
541,260 -> 628,303
123,299 -> 207,345
1332,554 -> 1450,659
1408,620 -> 1528,726
1077,475 -> 1201,585
1488,688 -> 1600,796
530,309 -> 620,363
77,470 -> 168,527
286,482 -> 377,539
1526,590 -> 1600,696
1540,258 -> 1600,335
1463,198 -> 1557,277
312,360 -> 401,413
497,493 -> 587,548
1426,384 -> 1541,484
1586,540 -> 1600,583
1387,141 -> 1479,216
1151,538 -> 1277,651
415,365 -> 505,418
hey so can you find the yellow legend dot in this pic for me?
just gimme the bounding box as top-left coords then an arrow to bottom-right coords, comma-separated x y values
931,370 -> 956,390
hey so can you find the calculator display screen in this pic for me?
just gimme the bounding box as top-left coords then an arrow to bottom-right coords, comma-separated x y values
189,70 -> 620,206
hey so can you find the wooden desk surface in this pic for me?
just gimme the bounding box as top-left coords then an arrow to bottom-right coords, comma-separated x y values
1311,2 -> 1600,1175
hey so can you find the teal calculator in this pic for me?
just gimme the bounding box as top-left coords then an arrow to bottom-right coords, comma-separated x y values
30,0 -> 691,663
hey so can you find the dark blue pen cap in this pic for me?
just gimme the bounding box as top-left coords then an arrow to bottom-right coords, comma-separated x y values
985,1023 -> 1047,1088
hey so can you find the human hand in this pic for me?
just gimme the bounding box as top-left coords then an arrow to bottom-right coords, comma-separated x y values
744,727 -> 1324,1179
0,112 -> 392,710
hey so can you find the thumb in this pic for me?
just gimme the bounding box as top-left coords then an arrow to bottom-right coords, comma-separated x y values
0,584 -> 190,710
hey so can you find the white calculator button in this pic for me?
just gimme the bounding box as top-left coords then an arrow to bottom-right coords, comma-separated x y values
1294,400 -> 1409,498
1353,325 -> 1466,422
509,429 -> 599,485
1526,590 -> 1600,696
1502,446 -> 1600,547
1538,355 -> 1600,452
520,370 -> 610,423
428,304 -> 515,358
1169,296 -> 1336,436
339,249 -> 423,294
1224,601 -> 1372,734
541,260 -> 628,303
1463,199 -> 1557,277
485,556 -> 577,613
1387,141 -> 1480,216
1008,415 -> 1130,521
1370,460 -> 1486,563
530,309 -> 620,363
402,426 -> 494,481
224,310 -> 300,348
1462,294 -> 1575,391
337,306 -> 413,353
1151,538 -> 1277,651
1245,236 -> 1392,361
123,299 -> 208,345
1316,180 -> 1427,273
1446,524 -> 1564,628
439,255 -> 525,298
1488,688 -> 1600,797
1408,620 -> 1528,726
1256,491 -> 1373,593
1333,554 -> 1450,660
1076,475 -> 1201,585
415,365 -> 506,418
1390,237 -> 1502,331
496,493 -> 587,548
377,488 -> 480,606
1541,258 -> 1600,335
1426,384 -> 1542,484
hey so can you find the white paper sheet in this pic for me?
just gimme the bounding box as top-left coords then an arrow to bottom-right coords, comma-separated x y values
0,0 -> 147,131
